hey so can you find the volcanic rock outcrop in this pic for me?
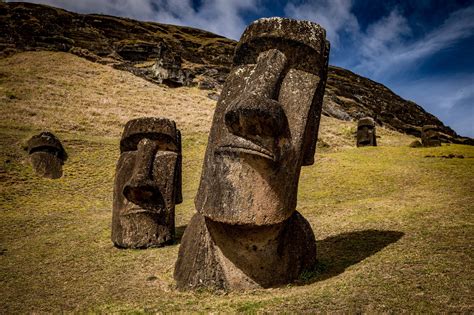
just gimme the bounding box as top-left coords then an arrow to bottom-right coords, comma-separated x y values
174,17 -> 329,290
112,117 -> 182,249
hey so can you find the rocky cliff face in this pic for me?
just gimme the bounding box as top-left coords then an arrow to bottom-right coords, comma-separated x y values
1,2 -> 470,143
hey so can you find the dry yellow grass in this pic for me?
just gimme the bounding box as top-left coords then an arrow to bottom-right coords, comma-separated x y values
0,51 -> 216,136
0,51 -> 472,313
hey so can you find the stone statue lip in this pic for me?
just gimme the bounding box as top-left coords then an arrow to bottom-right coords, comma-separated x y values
121,205 -> 164,216
216,137 -> 275,161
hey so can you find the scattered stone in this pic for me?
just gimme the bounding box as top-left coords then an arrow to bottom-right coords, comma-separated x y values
27,131 -> 67,179
421,125 -> 442,147
207,92 -> 220,101
409,140 -> 422,148
424,154 -> 464,159
174,17 -> 330,290
356,117 -> 377,147
69,47 -> 99,62
112,117 -> 182,249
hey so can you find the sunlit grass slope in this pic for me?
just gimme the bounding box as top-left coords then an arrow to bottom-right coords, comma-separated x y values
0,52 -> 473,312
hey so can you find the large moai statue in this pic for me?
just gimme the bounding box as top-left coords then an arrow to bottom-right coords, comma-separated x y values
356,117 -> 377,147
421,125 -> 441,147
112,117 -> 182,248
174,17 -> 330,290
27,132 -> 67,179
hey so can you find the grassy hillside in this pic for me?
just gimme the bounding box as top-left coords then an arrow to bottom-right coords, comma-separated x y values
1,52 -> 473,312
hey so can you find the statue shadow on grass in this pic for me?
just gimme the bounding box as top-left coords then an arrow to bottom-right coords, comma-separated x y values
298,229 -> 404,284
173,226 -> 403,284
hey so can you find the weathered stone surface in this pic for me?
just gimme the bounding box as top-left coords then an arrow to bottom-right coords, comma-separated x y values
175,211 -> 316,290
112,117 -> 182,249
27,131 -> 67,179
175,17 -> 329,290
421,125 -> 442,147
357,117 -> 377,147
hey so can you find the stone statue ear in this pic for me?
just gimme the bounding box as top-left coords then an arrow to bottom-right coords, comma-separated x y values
174,130 -> 183,204
301,105 -> 318,166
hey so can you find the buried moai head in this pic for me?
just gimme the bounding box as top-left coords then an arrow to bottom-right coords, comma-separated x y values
112,117 -> 182,248
195,17 -> 330,225
421,125 -> 441,147
357,117 -> 377,147
27,132 -> 67,179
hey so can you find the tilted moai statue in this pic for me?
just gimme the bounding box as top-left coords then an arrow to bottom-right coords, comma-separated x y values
421,125 -> 441,147
112,117 -> 182,248
27,132 -> 67,179
174,17 -> 330,290
356,117 -> 377,147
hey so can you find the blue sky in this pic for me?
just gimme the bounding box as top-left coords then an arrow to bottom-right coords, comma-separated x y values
18,0 -> 474,137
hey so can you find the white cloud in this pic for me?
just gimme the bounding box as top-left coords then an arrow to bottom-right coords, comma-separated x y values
152,0 -> 261,40
284,0 -> 359,48
356,9 -> 411,75
17,0 -> 261,40
354,5 -> 474,80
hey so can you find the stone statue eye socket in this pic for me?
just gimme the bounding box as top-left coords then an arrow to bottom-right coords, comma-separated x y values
120,133 -> 178,152
29,146 -> 61,156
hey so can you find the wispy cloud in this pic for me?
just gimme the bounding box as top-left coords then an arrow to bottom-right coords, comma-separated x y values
392,74 -> 474,137
151,0 -> 261,40
20,0 -> 261,40
284,0 -> 359,48
354,5 -> 474,80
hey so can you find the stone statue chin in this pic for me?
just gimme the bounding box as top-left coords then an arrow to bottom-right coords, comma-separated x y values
175,17 -> 330,290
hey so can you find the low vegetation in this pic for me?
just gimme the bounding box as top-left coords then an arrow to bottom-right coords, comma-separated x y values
1,52 -> 472,312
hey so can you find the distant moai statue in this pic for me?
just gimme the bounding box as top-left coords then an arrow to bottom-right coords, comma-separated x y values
27,132 -> 67,179
112,117 -> 182,248
356,117 -> 377,147
421,125 -> 441,147
174,17 -> 330,290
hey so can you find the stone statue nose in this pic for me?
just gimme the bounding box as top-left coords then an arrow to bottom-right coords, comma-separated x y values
224,97 -> 287,138
224,49 -> 288,138
123,138 -> 164,208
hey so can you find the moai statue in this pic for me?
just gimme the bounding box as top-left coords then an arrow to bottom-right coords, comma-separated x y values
27,132 -> 67,179
174,17 -> 330,290
356,117 -> 377,147
112,117 -> 182,249
421,125 -> 441,147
